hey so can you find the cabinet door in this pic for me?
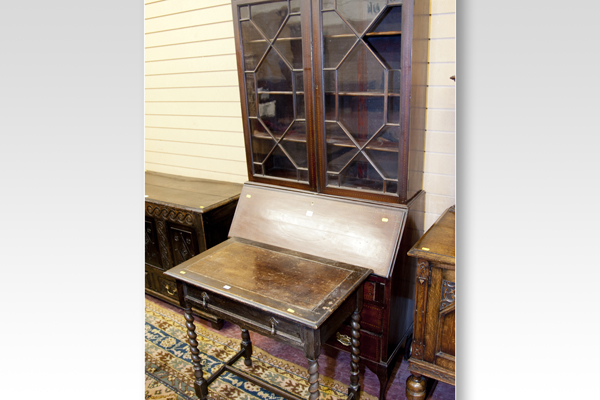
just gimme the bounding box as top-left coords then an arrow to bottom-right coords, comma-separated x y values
314,0 -> 409,202
233,0 -> 317,190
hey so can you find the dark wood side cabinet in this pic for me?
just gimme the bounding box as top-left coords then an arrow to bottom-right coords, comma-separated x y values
230,1 -> 430,398
405,206 -> 455,400
145,171 -> 242,327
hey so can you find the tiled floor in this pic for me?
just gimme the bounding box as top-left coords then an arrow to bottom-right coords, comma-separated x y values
147,295 -> 454,400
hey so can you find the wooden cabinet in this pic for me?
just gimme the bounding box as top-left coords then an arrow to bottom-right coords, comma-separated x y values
230,1 -> 430,398
145,171 -> 242,328
405,206 -> 455,400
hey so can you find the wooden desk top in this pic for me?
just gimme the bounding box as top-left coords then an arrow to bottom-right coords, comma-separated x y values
408,205 -> 455,267
145,171 -> 242,212
165,237 -> 372,328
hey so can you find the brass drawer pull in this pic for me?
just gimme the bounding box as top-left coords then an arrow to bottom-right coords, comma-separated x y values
270,317 -> 279,335
201,292 -> 210,307
165,285 -> 177,296
336,332 -> 351,347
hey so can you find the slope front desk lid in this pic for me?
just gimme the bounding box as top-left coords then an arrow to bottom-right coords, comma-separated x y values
229,183 -> 409,278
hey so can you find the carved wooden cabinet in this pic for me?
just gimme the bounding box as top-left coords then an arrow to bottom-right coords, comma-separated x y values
145,171 -> 242,327
405,206 -> 455,400
230,0 -> 430,398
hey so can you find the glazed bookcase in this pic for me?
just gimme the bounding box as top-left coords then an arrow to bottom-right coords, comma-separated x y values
232,0 -> 429,205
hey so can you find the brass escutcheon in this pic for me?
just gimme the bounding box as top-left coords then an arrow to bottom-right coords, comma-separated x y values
165,285 -> 177,296
336,332 -> 351,347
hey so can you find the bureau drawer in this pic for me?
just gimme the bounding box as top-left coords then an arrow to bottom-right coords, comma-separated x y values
326,324 -> 382,363
186,285 -> 304,348
360,302 -> 385,333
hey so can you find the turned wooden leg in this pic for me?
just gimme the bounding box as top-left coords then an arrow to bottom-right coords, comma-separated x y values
348,308 -> 362,400
406,374 -> 427,400
307,359 -> 320,400
241,328 -> 253,367
184,306 -> 208,400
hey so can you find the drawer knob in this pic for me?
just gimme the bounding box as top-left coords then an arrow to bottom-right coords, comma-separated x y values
165,285 -> 177,296
201,292 -> 209,307
270,317 -> 279,335
336,332 -> 351,347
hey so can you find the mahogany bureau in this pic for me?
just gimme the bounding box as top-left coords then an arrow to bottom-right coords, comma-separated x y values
145,171 -> 242,328
166,182 -> 412,399
405,206 -> 456,399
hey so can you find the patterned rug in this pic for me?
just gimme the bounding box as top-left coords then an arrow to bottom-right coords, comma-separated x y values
145,299 -> 377,400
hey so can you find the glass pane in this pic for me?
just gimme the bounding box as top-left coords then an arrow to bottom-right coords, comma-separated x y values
327,173 -> 339,186
241,21 -> 268,71
296,93 -> 305,119
274,15 -> 303,69
370,125 -> 400,150
387,96 -> 399,124
324,93 -> 336,121
339,153 -> 384,191
385,180 -> 398,194
251,1 -> 288,40
322,0 -> 335,11
338,42 -> 385,93
290,0 -> 301,13
364,35 -> 401,70
240,5 -> 249,20
257,48 -> 292,92
258,93 -> 294,139
326,122 -> 358,172
298,169 -> 309,182
327,146 -> 358,173
285,120 -> 307,142
364,149 -> 398,179
389,69 -> 401,94
245,73 -> 256,117
295,71 -> 304,92
326,121 -> 352,147
323,70 -> 336,93
250,120 -> 277,163
339,95 -> 385,147
322,11 -> 357,69
281,141 -> 308,168
264,146 -> 297,179
253,163 -> 264,175
281,121 -> 308,179
337,0 -> 387,35
369,4 -> 402,34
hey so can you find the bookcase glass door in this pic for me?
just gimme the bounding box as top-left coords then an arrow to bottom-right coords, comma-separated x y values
320,0 -> 403,195
239,0 -> 310,183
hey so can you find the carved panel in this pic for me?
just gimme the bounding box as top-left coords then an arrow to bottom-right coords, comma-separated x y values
146,205 -> 194,226
145,218 -> 161,268
440,280 -> 455,310
156,220 -> 171,270
169,225 -> 199,265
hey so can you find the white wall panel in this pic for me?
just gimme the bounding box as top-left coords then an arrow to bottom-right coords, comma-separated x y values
145,87 -> 240,102
145,101 -> 242,117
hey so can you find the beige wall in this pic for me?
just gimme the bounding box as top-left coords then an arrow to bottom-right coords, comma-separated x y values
144,0 -> 456,230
